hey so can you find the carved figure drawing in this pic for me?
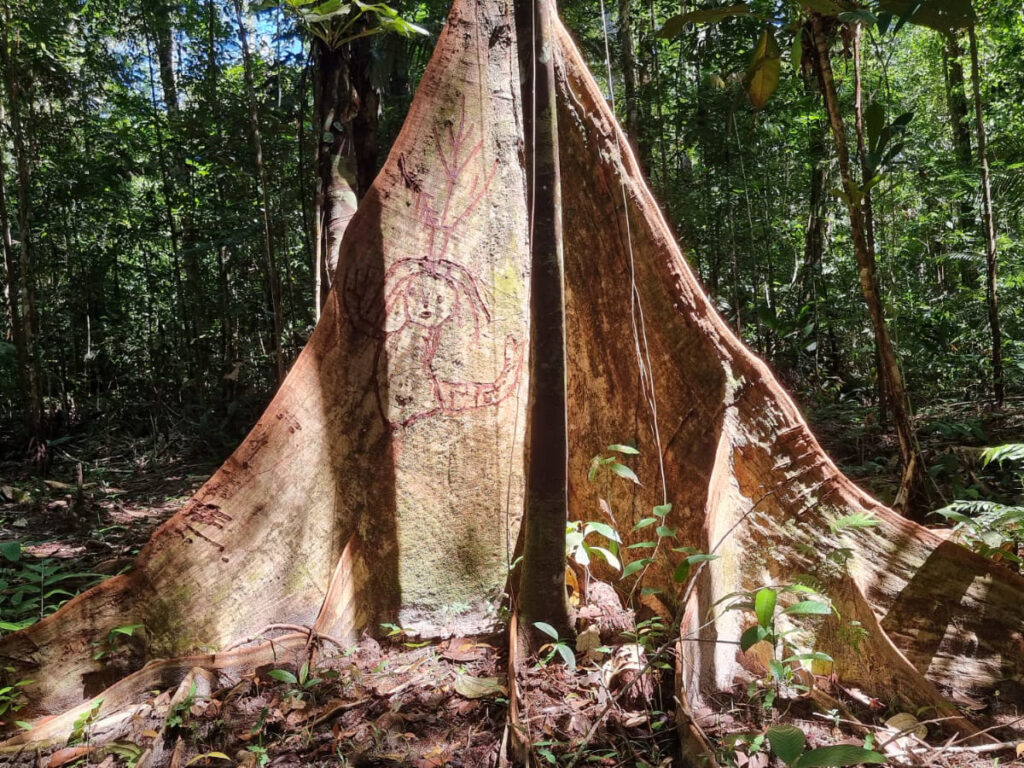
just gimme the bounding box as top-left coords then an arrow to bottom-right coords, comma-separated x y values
343,104 -> 525,428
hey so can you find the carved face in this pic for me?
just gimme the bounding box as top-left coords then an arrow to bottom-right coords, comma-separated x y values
404,274 -> 457,328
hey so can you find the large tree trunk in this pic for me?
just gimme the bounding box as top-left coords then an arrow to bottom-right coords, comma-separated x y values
2,0 -> 1023,756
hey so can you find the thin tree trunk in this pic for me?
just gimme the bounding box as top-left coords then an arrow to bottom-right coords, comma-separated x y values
0,5 -> 44,460
852,27 -> 889,427
311,31 -> 378,314
516,0 -> 572,644
967,24 -> 1003,406
942,32 -> 977,287
618,0 -> 639,143
232,0 -> 285,384
809,14 -> 920,514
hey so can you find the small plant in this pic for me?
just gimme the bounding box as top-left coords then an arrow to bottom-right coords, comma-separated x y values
532,621 -> 576,670
92,623 -> 144,660
267,661 -> 323,700
764,723 -> 886,767
165,681 -> 197,730
68,698 -> 103,745
0,670 -> 33,730
723,584 -> 834,709
587,444 -> 717,593
0,544 -> 104,633
380,622 -> 429,648
933,443 -> 1024,567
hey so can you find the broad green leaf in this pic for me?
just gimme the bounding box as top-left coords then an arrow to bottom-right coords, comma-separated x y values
609,462 -> 640,484
876,0 -> 974,31
767,724 -> 806,765
653,503 -> 672,518
740,624 -> 770,651
606,444 -> 640,455
633,517 -> 658,531
586,545 -> 622,571
267,669 -> 298,685
783,600 -> 832,616
584,521 -> 622,542
622,559 -> 651,578
533,622 -> 560,640
746,27 -> 781,109
0,541 -> 21,563
865,102 -> 885,151
784,651 -> 834,664
754,588 -> 777,628
792,745 -> 887,767
790,30 -> 803,73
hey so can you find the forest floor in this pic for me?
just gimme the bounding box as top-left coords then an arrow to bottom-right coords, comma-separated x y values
0,400 -> 1022,767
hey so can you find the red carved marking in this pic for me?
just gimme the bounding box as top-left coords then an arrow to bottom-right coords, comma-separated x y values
342,97 -> 522,429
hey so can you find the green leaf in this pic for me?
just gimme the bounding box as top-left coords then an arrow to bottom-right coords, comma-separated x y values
533,622 -> 560,640
790,30 -> 803,73
584,521 -> 622,542
657,4 -> 749,37
609,462 -> 640,484
586,545 -> 622,571
792,745 -> 887,767
632,517 -> 658,531
783,600 -> 832,616
267,669 -> 298,685
740,624 -> 770,651
0,541 -> 21,563
673,553 -> 719,583
555,643 -> 577,671
784,651 -> 834,664
656,525 -> 677,539
622,559 -> 651,578
767,724 -> 806,765
865,101 -> 885,151
746,27 -> 781,109
754,588 -> 777,628
606,444 -> 640,455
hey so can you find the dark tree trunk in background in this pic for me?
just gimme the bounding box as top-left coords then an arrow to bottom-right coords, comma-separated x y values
0,8 -> 44,461
967,24 -> 1003,407
312,33 -> 379,317
942,33 -> 978,288
144,0 -> 204,375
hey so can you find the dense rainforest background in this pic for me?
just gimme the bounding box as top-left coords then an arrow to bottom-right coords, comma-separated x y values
0,0 -> 1022,497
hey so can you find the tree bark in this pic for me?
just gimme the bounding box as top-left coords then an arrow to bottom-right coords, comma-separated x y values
233,0 -> 286,384
942,32 -> 978,288
809,14 -> 921,515
0,4 -> 44,460
2,1 -> 1024,756
967,24 -> 1003,407
309,20 -> 380,319
516,0 -> 572,644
